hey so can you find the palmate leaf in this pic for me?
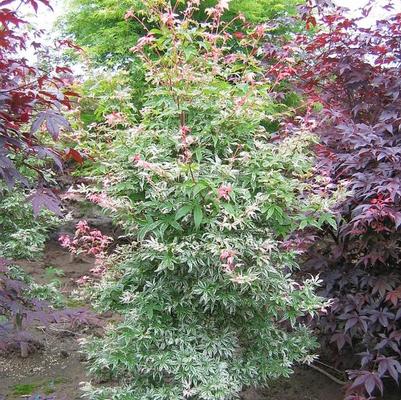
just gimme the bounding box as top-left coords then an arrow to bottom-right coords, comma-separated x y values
371,277 -> 394,298
349,370 -> 383,396
30,110 -> 71,139
377,356 -> 401,382
28,188 -> 63,217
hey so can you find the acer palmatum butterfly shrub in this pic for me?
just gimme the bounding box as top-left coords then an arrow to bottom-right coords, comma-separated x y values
79,1 -> 332,399
270,1 -> 401,398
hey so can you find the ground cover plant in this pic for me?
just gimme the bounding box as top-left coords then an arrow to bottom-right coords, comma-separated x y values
70,1 -> 342,399
269,1 -> 401,398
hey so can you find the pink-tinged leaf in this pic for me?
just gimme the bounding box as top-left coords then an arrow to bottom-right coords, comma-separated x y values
385,287 -> 401,306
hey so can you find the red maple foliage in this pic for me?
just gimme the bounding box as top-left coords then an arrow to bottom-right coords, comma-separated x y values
0,0 -> 80,214
271,1 -> 401,398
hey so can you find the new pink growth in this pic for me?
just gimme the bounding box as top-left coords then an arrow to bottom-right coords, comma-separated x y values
87,193 -> 106,204
76,275 -> 90,285
59,220 -> 113,284
75,219 -> 90,235
160,10 -> 178,27
220,249 -> 237,272
224,53 -> 237,64
254,24 -> 265,38
130,34 -> 155,53
58,234 -> 71,248
90,266 -> 105,277
86,192 -> 119,211
124,10 -> 135,21
105,111 -> 125,126
132,154 -> 152,169
217,184 -> 232,201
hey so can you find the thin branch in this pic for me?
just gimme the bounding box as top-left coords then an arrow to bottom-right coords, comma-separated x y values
308,363 -> 348,385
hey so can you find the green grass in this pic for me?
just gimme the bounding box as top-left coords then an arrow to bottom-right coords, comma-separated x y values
11,377 -> 66,396
12,383 -> 38,395
65,297 -> 86,307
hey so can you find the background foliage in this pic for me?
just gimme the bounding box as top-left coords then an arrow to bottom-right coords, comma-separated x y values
62,0 -> 301,64
0,184 -> 59,259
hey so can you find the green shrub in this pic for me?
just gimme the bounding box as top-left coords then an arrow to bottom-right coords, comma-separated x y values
80,2 -> 331,399
0,184 -> 59,259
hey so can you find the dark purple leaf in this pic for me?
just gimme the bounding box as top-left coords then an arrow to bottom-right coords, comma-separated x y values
32,110 -> 71,140
28,188 -> 62,216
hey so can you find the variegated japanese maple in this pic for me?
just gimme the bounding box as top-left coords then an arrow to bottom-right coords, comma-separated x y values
79,1 -> 333,399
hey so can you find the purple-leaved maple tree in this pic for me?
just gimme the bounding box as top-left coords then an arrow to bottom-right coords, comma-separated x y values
270,1 -> 401,399
0,0 -> 83,215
